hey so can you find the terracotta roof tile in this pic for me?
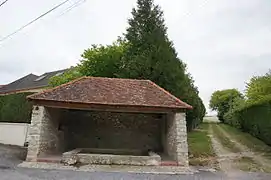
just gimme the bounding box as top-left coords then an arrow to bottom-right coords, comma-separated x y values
27,77 -> 192,109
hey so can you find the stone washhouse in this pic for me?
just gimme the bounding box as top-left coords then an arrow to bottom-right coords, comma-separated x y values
25,77 -> 192,166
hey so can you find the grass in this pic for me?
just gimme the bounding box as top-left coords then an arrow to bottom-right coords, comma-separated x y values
211,124 -> 241,153
234,156 -> 271,173
188,123 -> 217,167
220,124 -> 271,159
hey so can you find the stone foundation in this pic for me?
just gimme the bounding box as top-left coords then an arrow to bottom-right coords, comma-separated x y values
62,148 -> 161,166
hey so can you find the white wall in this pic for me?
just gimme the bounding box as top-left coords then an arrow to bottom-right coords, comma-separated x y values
0,123 -> 29,146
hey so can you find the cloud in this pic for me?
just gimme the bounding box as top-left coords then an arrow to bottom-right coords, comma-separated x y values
0,0 -> 270,113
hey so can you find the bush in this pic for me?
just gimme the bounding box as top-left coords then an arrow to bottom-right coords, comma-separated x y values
230,97 -> 271,145
0,92 -> 33,123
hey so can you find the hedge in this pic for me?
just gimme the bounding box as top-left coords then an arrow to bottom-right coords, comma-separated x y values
224,97 -> 271,145
0,92 -> 33,123
238,100 -> 271,145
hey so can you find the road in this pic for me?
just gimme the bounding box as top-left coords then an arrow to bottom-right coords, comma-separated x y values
1,144 -> 271,179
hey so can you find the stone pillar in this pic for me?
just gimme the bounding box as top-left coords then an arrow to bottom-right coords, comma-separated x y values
165,112 -> 188,166
26,106 -> 60,161
175,113 -> 189,166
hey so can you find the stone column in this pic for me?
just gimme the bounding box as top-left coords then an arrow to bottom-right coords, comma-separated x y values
175,113 -> 189,166
26,106 -> 47,161
165,112 -> 188,166
26,106 -> 60,162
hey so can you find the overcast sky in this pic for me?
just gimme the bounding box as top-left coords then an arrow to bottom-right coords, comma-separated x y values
0,0 -> 270,114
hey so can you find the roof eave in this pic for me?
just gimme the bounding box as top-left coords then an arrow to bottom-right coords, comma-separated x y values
28,98 -> 188,113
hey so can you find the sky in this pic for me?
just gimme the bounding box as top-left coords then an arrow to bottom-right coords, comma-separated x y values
0,0 -> 270,114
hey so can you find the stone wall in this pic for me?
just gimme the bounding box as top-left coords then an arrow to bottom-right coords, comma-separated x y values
61,110 -> 164,153
164,112 -> 188,166
26,107 -> 188,166
26,106 -> 62,161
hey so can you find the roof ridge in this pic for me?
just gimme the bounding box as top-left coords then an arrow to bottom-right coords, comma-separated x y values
85,76 -> 150,82
27,76 -> 88,99
27,76 -> 150,99
6,73 -> 38,85
39,68 -> 68,76
146,80 -> 192,109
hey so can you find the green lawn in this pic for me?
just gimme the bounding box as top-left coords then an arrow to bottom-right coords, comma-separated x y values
220,124 -> 271,158
211,124 -> 240,153
188,123 -> 217,167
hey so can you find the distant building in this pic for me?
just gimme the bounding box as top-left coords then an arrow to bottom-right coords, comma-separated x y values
0,69 -> 67,95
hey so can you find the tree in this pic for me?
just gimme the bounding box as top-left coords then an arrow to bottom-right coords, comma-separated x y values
49,39 -> 127,87
122,0 -> 181,88
122,0 -> 205,130
246,70 -> 271,102
49,66 -> 83,87
210,89 -> 243,122
49,0 -> 206,131
80,38 -> 128,78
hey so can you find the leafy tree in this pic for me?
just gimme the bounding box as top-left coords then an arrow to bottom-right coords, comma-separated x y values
246,70 -> 271,102
223,96 -> 245,127
80,38 -> 128,78
49,66 -> 83,87
50,39 -> 127,87
210,89 -> 243,122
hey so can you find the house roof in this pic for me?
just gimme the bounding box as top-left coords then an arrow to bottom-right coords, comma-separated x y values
28,77 -> 192,110
0,69 -> 67,94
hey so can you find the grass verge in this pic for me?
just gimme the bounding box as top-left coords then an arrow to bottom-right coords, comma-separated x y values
188,123 -> 217,167
220,124 -> 271,159
234,156 -> 271,173
211,124 -> 240,153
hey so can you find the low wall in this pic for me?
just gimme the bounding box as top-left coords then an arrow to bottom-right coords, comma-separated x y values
0,123 -> 29,146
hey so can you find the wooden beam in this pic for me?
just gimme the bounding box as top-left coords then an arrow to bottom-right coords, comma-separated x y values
31,100 -> 185,114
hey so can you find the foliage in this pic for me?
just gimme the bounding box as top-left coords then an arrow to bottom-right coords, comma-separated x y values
246,70 -> 271,102
50,39 -> 127,87
209,89 -> 243,122
223,96 -> 245,128
48,0 -> 206,131
213,70 -> 271,146
0,92 -> 33,123
236,98 -> 271,145
49,66 -> 83,87
121,0 -> 205,130
80,38 -> 128,78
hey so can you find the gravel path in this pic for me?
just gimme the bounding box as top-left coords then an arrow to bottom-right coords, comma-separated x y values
217,125 -> 271,171
208,124 -> 239,173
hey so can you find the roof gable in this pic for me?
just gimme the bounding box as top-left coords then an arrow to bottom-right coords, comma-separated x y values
0,69 -> 67,94
0,74 -> 39,94
28,77 -> 192,110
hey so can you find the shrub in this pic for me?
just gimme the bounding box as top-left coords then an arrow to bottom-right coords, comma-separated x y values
0,92 -> 33,123
232,96 -> 271,145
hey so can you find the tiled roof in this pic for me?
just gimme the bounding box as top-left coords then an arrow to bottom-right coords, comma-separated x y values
28,77 -> 192,109
0,69 -> 67,94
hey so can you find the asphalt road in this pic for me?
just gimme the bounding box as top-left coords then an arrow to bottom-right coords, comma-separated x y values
1,144 -> 271,180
